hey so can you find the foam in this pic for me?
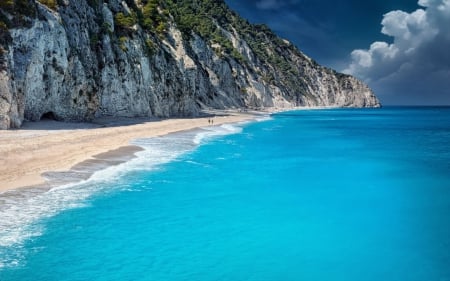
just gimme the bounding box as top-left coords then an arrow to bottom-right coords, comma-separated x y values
0,121 -> 249,269
193,124 -> 244,145
255,115 -> 273,122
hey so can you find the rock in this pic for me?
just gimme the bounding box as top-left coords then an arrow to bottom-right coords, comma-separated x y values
0,0 -> 380,129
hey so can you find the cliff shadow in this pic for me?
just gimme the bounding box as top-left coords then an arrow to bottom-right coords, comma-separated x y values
18,116 -> 163,131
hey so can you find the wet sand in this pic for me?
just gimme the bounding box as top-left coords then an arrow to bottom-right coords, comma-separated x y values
0,110 -> 260,192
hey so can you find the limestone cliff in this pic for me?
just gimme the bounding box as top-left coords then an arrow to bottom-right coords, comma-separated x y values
0,0 -> 380,129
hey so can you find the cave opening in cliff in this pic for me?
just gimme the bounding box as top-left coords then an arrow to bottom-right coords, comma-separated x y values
40,111 -> 57,121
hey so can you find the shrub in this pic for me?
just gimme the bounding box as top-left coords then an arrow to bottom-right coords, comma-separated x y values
115,12 -> 136,30
145,38 -> 155,56
119,36 -> 128,51
141,0 -> 167,35
0,0 -> 14,12
155,21 -> 166,36
101,22 -> 112,35
38,0 -> 57,11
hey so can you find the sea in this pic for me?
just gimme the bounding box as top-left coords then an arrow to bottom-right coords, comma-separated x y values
1,107 -> 449,281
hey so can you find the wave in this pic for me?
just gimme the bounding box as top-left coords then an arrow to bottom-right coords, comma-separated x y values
255,115 -> 273,122
193,123 -> 244,145
0,122 -> 247,269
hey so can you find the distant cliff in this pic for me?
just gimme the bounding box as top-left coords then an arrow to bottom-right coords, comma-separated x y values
0,0 -> 380,129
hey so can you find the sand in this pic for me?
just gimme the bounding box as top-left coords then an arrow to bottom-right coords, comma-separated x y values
0,110 -> 261,192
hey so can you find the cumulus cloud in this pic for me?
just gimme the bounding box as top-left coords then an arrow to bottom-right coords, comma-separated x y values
344,0 -> 450,104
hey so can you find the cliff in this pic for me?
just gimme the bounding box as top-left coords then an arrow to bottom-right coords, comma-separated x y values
0,0 -> 380,129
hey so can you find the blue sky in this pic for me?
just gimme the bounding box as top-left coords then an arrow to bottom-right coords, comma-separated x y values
224,0 -> 450,105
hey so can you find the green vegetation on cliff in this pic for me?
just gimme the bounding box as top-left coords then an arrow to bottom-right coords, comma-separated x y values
0,0 -> 35,29
164,0 -> 244,62
161,0 -> 304,88
111,0 -> 168,38
115,12 -> 137,31
37,0 -> 57,10
0,0 -> 35,57
0,0 -> 379,130
141,0 -> 168,35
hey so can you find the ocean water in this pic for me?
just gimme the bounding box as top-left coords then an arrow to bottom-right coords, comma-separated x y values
1,107 -> 450,280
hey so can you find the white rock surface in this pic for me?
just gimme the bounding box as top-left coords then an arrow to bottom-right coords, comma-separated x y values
0,0 -> 380,129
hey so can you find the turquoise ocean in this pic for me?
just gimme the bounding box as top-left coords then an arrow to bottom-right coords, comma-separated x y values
1,107 -> 450,280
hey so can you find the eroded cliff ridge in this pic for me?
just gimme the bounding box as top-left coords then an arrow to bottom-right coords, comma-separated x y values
0,0 -> 380,129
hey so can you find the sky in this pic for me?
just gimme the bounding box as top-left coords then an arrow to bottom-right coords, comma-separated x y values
224,0 -> 450,105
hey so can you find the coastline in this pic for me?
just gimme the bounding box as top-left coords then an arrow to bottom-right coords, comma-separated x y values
0,110 -> 261,193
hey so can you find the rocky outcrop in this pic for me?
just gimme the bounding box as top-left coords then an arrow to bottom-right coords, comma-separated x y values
0,0 -> 380,129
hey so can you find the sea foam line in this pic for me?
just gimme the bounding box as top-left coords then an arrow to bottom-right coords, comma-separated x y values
0,122 -> 246,269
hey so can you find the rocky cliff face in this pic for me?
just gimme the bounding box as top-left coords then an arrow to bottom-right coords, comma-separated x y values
0,0 -> 380,129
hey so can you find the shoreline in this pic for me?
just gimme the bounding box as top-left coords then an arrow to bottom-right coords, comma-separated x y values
0,110 -> 262,193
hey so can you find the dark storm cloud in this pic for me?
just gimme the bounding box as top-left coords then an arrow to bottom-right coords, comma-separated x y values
344,0 -> 450,105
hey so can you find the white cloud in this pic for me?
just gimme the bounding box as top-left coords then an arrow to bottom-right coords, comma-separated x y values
344,0 -> 450,104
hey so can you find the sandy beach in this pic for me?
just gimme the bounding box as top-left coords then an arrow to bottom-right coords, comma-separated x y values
0,110 -> 260,192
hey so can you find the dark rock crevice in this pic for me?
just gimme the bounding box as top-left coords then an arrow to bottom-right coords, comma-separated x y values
0,0 -> 380,129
